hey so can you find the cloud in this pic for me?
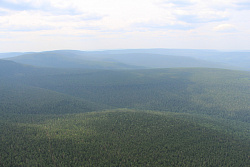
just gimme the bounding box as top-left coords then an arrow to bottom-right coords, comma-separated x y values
176,13 -> 228,23
4,26 -> 56,32
79,14 -> 104,21
134,21 -> 193,31
235,1 -> 250,10
157,0 -> 230,26
158,0 -> 194,7
0,0 -> 38,11
0,12 -> 103,32
0,0 -> 250,51
0,11 -> 60,32
0,9 -> 9,16
213,24 -> 237,32
0,0 -> 82,16
0,0 -> 105,32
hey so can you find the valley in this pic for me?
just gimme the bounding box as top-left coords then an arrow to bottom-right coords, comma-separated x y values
0,50 -> 249,166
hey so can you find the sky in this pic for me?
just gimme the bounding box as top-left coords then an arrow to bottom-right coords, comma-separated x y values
0,0 -> 250,52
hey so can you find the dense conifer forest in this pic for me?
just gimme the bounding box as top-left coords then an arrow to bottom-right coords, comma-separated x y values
0,54 -> 250,166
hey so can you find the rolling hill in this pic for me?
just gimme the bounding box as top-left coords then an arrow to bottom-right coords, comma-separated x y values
5,49 -> 237,70
6,51 -> 141,69
89,48 -> 250,70
0,58 -> 249,166
0,52 -> 28,59
0,60 -> 108,115
3,49 -> 250,70
10,66 -> 249,123
0,59 -> 33,77
94,53 -> 229,69
0,83 -> 106,115
1,60 -> 249,122
0,110 -> 249,166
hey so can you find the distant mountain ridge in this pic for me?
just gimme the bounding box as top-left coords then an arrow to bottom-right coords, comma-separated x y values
6,51 -> 141,69
1,59 -> 249,122
0,57 -> 249,166
0,59 -> 33,77
90,49 -> 250,70
2,49 -> 245,70
0,52 -> 33,59
96,53 -> 229,69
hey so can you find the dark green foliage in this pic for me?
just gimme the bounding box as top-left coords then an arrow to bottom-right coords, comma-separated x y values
12,68 -> 250,122
1,110 -> 249,166
0,60 -> 250,166
0,83 -> 106,115
0,60 -> 32,77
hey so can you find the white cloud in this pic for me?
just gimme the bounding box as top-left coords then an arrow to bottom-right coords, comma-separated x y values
213,24 -> 237,32
0,0 -> 250,51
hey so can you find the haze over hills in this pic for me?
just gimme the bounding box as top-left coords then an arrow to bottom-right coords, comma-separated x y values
0,59 -> 37,77
1,59 -> 249,122
0,52 -> 28,59
2,49 -> 250,70
96,53 -> 229,69
0,50 -> 250,166
90,48 -> 250,65
6,51 -> 141,69
1,0 -> 250,164
75,49 -> 250,70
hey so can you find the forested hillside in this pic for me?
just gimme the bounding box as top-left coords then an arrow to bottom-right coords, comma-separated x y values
0,59 -> 249,166
1,110 -> 249,166
0,83 -> 106,115
7,67 -> 249,122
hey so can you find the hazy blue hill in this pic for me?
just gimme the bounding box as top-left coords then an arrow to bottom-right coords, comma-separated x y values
0,59 -> 75,78
0,59 -> 35,77
89,49 -> 250,70
3,49 -> 250,70
7,51 -> 141,69
9,66 -> 249,123
88,48 -> 218,55
96,53 -> 229,69
194,52 -> 250,70
1,59 -> 249,122
1,59 -> 248,122
0,60 -> 108,115
5,49 -> 236,70
0,57 -> 250,166
0,52 -> 29,59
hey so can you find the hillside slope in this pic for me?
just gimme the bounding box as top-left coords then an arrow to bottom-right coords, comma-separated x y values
97,53 -> 228,69
13,68 -> 250,122
0,83 -> 106,115
0,59 -> 249,166
5,49 -> 234,70
7,51 -> 140,69
90,49 -> 250,70
0,52 -> 27,59
3,49 -> 250,70
0,110 -> 249,166
0,60 -> 249,122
